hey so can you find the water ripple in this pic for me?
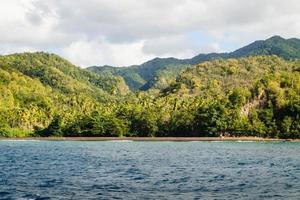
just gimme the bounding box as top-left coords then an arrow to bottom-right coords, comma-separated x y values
0,141 -> 299,199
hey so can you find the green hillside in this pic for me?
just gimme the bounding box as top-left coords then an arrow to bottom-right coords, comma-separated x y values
89,57 -> 189,90
1,53 -> 129,96
89,36 -> 300,91
63,56 -> 300,138
1,38 -> 300,139
0,52 -> 129,136
161,56 -> 291,96
230,36 -> 300,59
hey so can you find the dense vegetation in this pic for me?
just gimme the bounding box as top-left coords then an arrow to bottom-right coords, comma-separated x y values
0,52 -> 129,137
89,36 -> 300,91
0,51 -> 299,138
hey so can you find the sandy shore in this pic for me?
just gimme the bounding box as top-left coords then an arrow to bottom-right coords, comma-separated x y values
0,137 -> 299,142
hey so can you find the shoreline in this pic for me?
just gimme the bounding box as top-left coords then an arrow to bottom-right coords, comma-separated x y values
0,137 -> 299,142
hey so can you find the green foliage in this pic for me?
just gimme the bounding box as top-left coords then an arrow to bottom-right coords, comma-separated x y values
231,36 -> 300,59
40,115 -> 63,137
65,113 -> 128,137
161,56 -> 291,96
89,36 -> 300,91
0,123 -> 31,137
0,51 -> 300,139
228,88 -> 251,108
194,100 -> 228,134
0,52 -> 129,96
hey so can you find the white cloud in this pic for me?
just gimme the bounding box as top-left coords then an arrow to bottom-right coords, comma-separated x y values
143,35 -> 198,57
0,0 -> 300,66
62,37 -> 152,67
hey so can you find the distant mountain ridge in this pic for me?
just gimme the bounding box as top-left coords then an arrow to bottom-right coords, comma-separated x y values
88,36 -> 300,90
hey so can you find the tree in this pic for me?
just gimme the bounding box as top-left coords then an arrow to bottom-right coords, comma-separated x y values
41,115 -> 63,137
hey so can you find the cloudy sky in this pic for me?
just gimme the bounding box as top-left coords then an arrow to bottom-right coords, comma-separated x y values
1,0 -> 300,67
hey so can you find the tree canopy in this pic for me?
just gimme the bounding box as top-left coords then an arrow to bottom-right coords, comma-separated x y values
0,52 -> 299,138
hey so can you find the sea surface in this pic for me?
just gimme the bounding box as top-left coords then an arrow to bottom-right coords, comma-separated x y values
0,140 -> 299,200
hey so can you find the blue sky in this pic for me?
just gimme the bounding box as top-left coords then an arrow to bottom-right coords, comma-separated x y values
0,0 -> 299,67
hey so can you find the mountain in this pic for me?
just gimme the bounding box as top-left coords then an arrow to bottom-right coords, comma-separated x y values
0,52 -> 129,96
88,36 -> 300,91
1,38 -> 300,139
0,52 -> 129,136
160,56 -> 294,97
229,36 -> 300,58
89,57 -> 189,90
1,53 -> 299,138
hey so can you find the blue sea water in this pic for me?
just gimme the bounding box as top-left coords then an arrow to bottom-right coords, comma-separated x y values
0,141 -> 299,200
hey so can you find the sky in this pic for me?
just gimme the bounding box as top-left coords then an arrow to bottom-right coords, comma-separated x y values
0,0 -> 300,67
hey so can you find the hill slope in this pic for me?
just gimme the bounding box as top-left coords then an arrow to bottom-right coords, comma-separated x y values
160,56 -> 294,96
0,52 -> 129,136
89,36 -> 300,91
1,55 -> 300,138
0,52 -> 129,96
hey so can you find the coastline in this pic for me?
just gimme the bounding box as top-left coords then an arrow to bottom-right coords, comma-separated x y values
0,137 -> 299,142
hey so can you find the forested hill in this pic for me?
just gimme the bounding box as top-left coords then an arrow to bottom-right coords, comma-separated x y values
0,36 -> 299,138
0,52 -> 129,136
0,53 -> 299,138
89,36 -> 300,90
0,52 -> 129,96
